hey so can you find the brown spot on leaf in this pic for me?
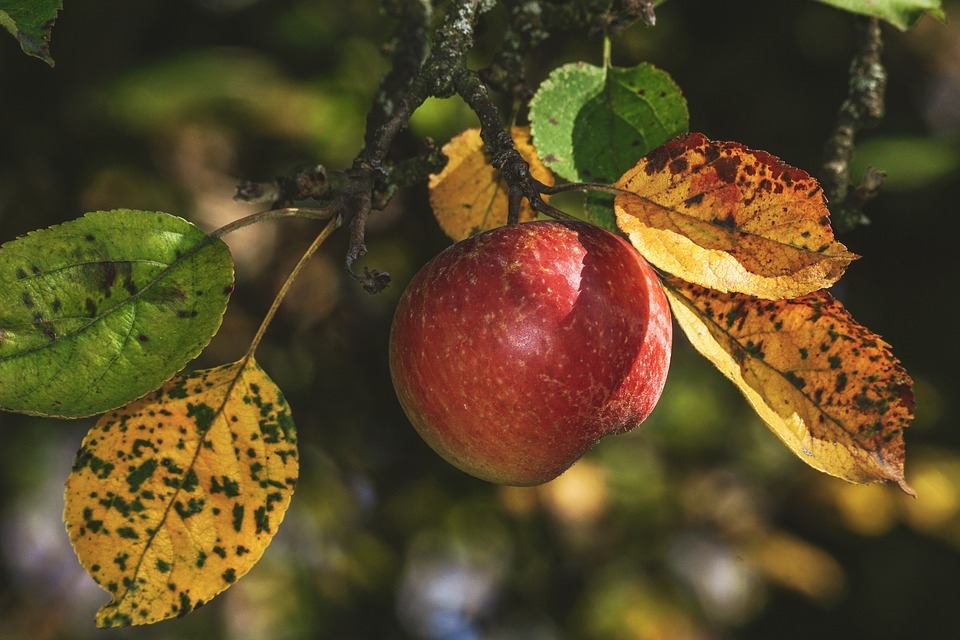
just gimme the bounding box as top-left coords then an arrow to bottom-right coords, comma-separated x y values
712,156 -> 739,184
668,157 -> 688,175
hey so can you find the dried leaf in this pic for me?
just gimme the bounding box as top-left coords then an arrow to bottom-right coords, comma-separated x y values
663,276 -> 914,493
64,357 -> 298,627
429,126 -> 553,241
615,133 -> 858,299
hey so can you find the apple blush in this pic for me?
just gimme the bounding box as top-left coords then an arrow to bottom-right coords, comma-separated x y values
389,220 -> 672,485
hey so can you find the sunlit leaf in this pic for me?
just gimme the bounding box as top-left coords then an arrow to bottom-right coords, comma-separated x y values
0,209 -> 234,417
816,0 -> 945,30
663,276 -> 914,493
529,61 -> 688,184
615,133 -> 858,299
428,126 -> 553,241
0,0 -> 62,66
530,61 -> 687,230
64,357 -> 298,627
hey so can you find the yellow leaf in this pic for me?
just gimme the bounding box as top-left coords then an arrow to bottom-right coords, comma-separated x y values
614,133 -> 859,299
663,277 -> 914,493
429,126 -> 554,241
63,357 -> 298,627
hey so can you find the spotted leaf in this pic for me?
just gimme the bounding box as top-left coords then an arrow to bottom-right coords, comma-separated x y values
0,209 -> 233,417
428,126 -> 553,241
64,357 -> 298,627
615,133 -> 858,299
663,276 -> 914,493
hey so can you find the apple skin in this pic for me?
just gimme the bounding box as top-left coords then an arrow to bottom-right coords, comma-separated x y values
389,220 -> 672,485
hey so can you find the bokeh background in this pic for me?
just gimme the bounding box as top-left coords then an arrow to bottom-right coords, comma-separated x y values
1,1 -> 959,638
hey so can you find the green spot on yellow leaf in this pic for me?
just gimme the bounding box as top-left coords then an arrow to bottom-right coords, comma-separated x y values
187,402 -> 216,433
231,503 -> 244,533
126,459 -> 158,493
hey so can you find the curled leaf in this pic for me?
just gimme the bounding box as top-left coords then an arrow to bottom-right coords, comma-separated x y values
64,357 -> 298,627
428,126 -> 553,241
663,277 -> 914,493
615,133 -> 858,299
0,209 -> 234,418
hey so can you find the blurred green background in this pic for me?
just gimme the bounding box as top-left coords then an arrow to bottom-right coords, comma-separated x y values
1,1 -> 959,638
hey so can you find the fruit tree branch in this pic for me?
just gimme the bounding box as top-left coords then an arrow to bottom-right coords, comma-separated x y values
821,15 -> 887,233
237,0 -> 654,291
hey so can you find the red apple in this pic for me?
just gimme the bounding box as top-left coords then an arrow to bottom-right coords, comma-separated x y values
389,220 -> 672,485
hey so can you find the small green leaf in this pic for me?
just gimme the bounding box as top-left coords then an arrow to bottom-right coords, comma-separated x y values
530,61 -> 688,184
0,0 -> 63,66
815,0 -> 945,30
0,209 -> 234,418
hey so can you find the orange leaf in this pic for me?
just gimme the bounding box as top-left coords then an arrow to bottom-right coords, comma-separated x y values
614,133 -> 858,299
663,276 -> 914,493
429,126 -> 554,241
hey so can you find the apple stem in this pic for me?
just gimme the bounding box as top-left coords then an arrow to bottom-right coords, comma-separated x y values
526,186 -> 581,223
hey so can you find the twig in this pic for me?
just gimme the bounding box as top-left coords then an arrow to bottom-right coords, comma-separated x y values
210,206 -> 336,239
233,165 -> 330,208
821,16 -> 887,233
243,216 -> 340,358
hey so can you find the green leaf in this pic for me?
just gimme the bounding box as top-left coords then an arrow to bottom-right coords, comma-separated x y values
584,192 -> 618,232
0,209 -> 234,418
0,0 -> 62,66
529,61 -> 688,184
64,357 -> 298,627
815,0 -> 946,30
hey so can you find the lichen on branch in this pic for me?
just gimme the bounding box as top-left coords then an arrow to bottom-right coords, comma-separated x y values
821,15 -> 887,233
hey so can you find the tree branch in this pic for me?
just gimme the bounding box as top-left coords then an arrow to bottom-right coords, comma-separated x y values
821,16 -> 887,233
239,0 -> 622,291
340,0 -> 501,292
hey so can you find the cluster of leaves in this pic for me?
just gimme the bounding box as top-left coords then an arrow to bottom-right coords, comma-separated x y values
0,0 -> 944,629
0,209 -> 301,626
431,57 -> 914,493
